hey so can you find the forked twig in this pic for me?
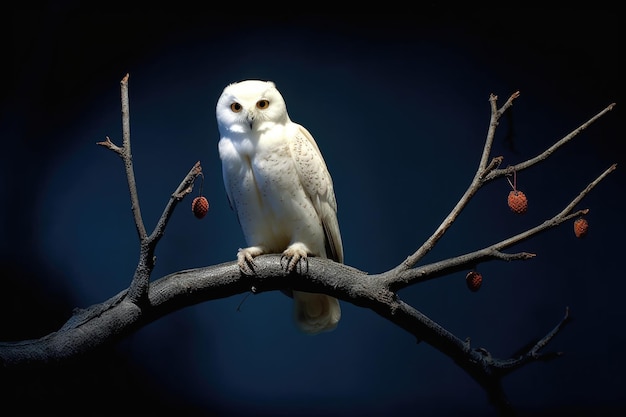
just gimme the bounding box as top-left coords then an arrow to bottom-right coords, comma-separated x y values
97,74 -> 203,304
393,93 -> 616,276
393,92 -> 521,273
388,164 -> 614,288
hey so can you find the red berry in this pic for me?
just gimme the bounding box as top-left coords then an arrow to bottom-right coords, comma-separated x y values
574,217 -> 588,238
192,196 -> 209,219
466,271 -> 482,292
508,190 -> 528,214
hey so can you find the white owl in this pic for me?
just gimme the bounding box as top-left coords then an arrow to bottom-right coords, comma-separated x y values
216,80 -> 343,334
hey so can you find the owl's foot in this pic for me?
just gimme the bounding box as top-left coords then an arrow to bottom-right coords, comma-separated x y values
281,243 -> 310,274
237,246 -> 265,275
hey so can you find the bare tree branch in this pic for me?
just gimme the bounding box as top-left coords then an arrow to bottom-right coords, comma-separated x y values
387,163 -> 614,289
124,160 -> 202,304
0,255 -> 570,416
479,91 -> 521,171
1,77 -> 617,417
97,74 -> 204,304
392,92 -> 518,273
484,102 -> 617,182
97,74 -> 147,241
393,94 -> 616,275
489,307 -> 572,376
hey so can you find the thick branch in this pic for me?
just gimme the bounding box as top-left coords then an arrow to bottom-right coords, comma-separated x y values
0,258 -> 501,369
0,256 -> 565,417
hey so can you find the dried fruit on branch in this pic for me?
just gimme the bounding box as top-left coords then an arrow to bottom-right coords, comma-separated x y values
466,271 -> 483,292
506,171 -> 528,215
574,217 -> 589,238
192,196 -> 209,219
508,190 -> 528,215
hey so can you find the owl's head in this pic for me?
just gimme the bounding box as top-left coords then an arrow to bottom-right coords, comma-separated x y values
216,80 -> 289,134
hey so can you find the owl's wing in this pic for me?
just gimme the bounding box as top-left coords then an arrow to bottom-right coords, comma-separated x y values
290,125 -> 344,263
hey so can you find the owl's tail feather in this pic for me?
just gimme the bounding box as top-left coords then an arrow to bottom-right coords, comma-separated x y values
293,291 -> 341,334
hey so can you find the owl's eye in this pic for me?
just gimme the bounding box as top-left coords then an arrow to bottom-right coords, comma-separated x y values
230,102 -> 242,112
256,99 -> 270,109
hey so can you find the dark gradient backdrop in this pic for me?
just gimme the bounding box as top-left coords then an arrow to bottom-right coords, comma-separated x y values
2,8 -> 623,417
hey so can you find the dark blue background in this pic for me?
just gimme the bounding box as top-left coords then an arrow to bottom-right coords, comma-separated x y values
2,8 -> 622,416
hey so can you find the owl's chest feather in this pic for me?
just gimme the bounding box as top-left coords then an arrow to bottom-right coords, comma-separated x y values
232,126 -> 297,182
223,129 -> 297,203
229,133 -> 314,245
249,142 -> 299,201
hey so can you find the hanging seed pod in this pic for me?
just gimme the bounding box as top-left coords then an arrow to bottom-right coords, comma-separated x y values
192,196 -> 209,219
506,169 -> 528,215
574,217 -> 589,238
466,271 -> 483,292
508,190 -> 528,215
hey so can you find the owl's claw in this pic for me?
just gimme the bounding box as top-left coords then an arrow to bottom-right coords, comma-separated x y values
281,244 -> 309,274
237,247 -> 264,275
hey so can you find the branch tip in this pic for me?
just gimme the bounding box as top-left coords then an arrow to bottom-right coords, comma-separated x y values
96,136 -> 123,154
98,135 -> 113,145
192,161 -> 203,176
485,156 -> 504,173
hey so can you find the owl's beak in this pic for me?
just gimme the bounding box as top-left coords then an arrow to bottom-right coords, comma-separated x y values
246,111 -> 255,129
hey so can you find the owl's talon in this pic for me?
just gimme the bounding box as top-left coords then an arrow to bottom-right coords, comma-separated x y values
295,256 -> 309,274
237,257 -> 256,276
281,245 -> 309,274
281,255 -> 296,273
237,247 -> 264,275
280,255 -> 300,273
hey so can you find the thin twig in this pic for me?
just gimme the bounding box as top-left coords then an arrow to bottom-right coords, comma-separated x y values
490,307 -> 572,376
148,161 -> 202,244
119,74 -> 148,241
393,92 -> 519,274
97,74 -> 204,304
479,91 -> 520,171
96,136 -> 123,155
556,163 -> 616,217
391,187 -> 592,288
392,96 -> 614,278
484,103 -> 617,182
386,164 -> 615,289
126,161 -> 202,304
97,74 -> 147,241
